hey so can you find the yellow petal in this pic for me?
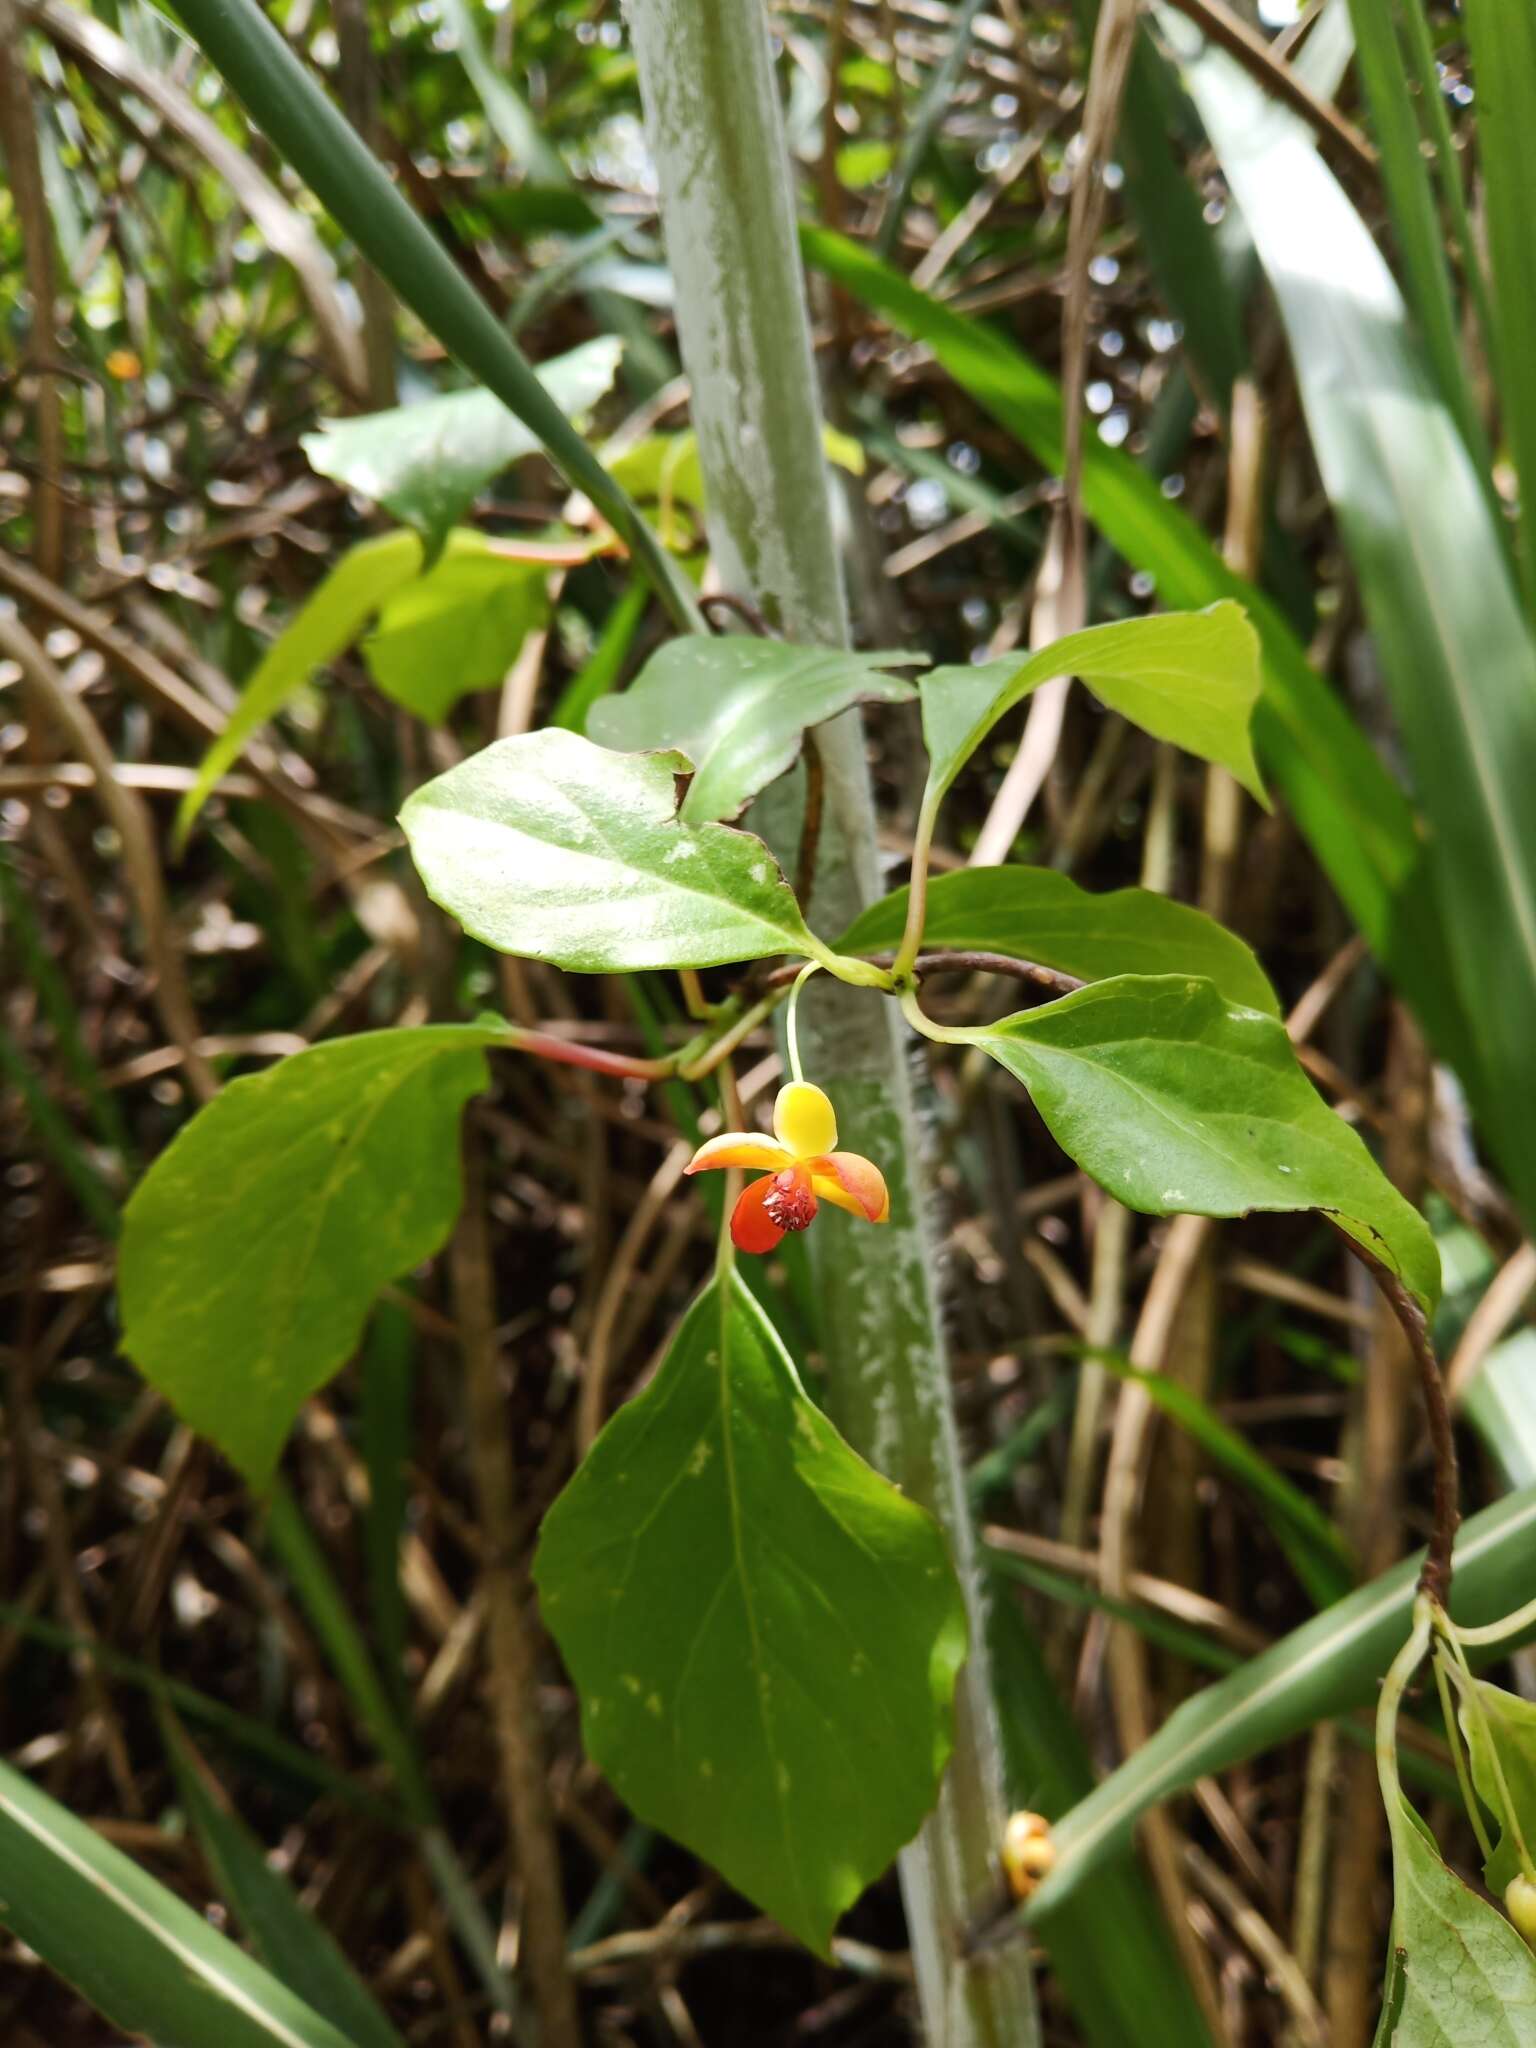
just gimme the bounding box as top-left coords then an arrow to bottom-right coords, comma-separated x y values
773,1081 -> 838,1159
685,1132 -> 793,1175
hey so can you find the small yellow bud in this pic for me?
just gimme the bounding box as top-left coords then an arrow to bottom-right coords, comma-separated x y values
1001,1810 -> 1056,1903
1506,1875 -> 1536,1945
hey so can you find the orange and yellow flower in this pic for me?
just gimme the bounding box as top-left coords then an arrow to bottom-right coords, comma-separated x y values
685,1081 -> 890,1254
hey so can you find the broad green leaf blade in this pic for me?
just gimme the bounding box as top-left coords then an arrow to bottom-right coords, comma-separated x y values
175,529 -> 423,847
798,227 -> 1478,1080
969,975 -> 1439,1311
0,1757 -> 355,2048
919,604 -> 1266,817
1461,0 -> 1536,619
534,1273 -> 967,1957
399,729 -> 821,971
363,530 -> 548,722
120,1027 -> 498,1487
165,1726 -> 407,2048
589,635 -> 921,822
1163,15 -> 1536,1246
1028,1484 -> 1536,1912
302,337 -> 622,550
837,865 -> 1278,1015
1379,1789 -> 1536,2045
1460,1678 -> 1536,1897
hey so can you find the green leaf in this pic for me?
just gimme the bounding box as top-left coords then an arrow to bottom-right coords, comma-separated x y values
1460,1678 -> 1536,1897
1378,1789 -> 1536,2045
837,866 -> 1278,1015
302,337 -> 623,550
550,577 -> 649,733
1163,14 -> 1536,1251
966,975 -> 1439,1311
363,530 -> 549,723
399,729 -> 823,972
534,1273 -> 967,1957
0,1756 -> 355,2048
119,1027 -> 498,1487
175,529 -> 423,847
919,603 -> 1266,821
165,1725 -> 407,2048
589,635 -> 922,822
1030,1483 -> 1536,1911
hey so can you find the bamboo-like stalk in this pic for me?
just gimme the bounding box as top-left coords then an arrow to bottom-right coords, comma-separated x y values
620,3 -> 1038,2040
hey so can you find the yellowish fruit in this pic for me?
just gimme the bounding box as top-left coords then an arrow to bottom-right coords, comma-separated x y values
1506,1874 -> 1536,1945
1001,1810 -> 1056,1903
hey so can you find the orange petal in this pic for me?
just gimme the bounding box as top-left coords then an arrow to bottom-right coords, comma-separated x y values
809,1151 -> 890,1223
686,1132 -> 793,1176
731,1176 -> 787,1254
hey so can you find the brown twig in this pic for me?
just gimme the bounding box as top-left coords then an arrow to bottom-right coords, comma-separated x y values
1333,1227 -> 1460,1608
793,728 -> 825,910
761,950 -> 1084,994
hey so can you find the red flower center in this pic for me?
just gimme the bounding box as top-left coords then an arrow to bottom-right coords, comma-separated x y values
761,1167 -> 817,1233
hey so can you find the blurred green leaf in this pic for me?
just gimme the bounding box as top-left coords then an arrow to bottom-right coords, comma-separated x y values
839,866 -> 1278,1014
919,603 -> 1266,815
364,531 -> 549,722
400,730 -> 822,971
302,337 -> 623,549
0,1757 -> 355,2048
965,974 -> 1439,1310
176,529 -> 423,847
550,578 -> 649,733
1378,1788 -> 1536,2044
120,1028 -> 498,1486
165,1724 -> 407,2048
590,635 -> 921,821
535,1272 -> 967,1957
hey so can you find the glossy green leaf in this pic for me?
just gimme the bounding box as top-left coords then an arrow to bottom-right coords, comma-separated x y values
920,603 -> 1266,818
534,1272 -> 967,1957
799,226 -> 1478,1079
838,866 -> 1278,1015
1459,1677 -> 1536,1897
302,337 -> 623,549
400,729 -> 823,971
1028,1484 -> 1536,1912
965,975 -> 1439,1311
0,1757 -> 355,2048
165,1726 -> 407,2048
175,529 -> 423,847
589,635 -> 921,822
120,1027 -> 498,1487
363,530 -> 548,723
1378,1788 -> 1536,2045
1164,15 -> 1536,1247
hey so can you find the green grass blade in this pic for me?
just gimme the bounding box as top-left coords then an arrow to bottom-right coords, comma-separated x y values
1460,0 -> 1536,616
1030,1482 -> 1536,1911
550,576 -> 649,731
1165,17 -> 1536,1240
165,1721 -> 407,2048
0,1021 -> 121,1238
359,1300 -> 415,1700
1344,0 -> 1495,488
798,225 -> 1474,1081
161,0 -> 700,632
0,1757 -> 356,2048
